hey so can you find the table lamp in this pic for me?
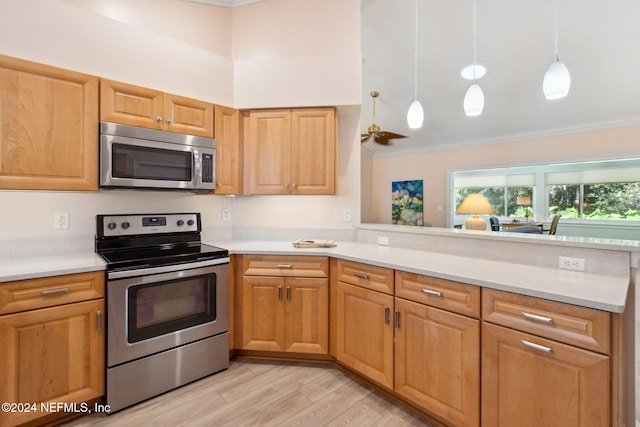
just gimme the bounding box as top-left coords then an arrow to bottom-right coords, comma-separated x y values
517,196 -> 531,220
456,194 -> 496,230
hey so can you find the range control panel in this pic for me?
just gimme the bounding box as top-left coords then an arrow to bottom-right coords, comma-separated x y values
98,213 -> 200,237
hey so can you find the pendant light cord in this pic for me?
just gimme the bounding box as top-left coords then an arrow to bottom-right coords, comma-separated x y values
413,0 -> 418,101
472,0 -> 477,81
553,0 -> 559,59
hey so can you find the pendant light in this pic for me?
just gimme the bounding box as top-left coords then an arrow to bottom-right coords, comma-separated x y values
543,0 -> 570,100
406,0 -> 424,129
464,0 -> 484,116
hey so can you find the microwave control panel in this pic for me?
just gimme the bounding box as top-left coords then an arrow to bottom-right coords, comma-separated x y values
202,153 -> 213,183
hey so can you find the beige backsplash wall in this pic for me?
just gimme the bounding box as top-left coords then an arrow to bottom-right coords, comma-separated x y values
363,125 -> 640,228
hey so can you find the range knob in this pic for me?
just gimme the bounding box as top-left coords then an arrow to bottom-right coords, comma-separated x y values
107,222 -> 117,230
187,219 -> 195,226
122,222 -> 130,229
177,220 -> 184,226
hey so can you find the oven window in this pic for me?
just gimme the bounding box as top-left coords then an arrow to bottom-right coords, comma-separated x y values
127,274 -> 216,343
112,143 -> 192,181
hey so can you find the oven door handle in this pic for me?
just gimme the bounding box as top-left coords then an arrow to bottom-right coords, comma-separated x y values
108,257 -> 230,280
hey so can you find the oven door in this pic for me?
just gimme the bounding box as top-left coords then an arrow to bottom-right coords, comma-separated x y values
100,134 -> 214,191
107,262 -> 228,367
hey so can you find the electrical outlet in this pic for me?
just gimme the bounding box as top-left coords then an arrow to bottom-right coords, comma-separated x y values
559,256 -> 586,271
221,208 -> 230,221
54,212 -> 70,230
343,208 -> 352,222
377,236 -> 390,246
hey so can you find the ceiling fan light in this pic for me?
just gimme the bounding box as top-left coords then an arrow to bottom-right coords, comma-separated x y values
464,83 -> 484,117
543,58 -> 571,100
407,100 -> 424,129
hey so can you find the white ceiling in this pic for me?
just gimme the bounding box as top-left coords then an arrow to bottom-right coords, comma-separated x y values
362,0 -> 640,157
182,0 -> 263,7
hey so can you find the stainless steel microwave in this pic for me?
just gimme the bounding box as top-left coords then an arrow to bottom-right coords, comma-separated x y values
99,122 -> 215,192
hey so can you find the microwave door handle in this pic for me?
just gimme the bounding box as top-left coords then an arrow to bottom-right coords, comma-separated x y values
193,149 -> 201,185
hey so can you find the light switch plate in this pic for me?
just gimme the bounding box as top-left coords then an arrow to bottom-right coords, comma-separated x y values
222,208 -> 230,221
343,208 -> 352,222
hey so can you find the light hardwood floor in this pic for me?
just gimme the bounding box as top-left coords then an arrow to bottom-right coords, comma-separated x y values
60,358 -> 438,427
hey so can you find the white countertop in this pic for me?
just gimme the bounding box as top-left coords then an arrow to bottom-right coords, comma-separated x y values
213,240 -> 630,313
0,252 -> 106,283
0,239 -> 629,313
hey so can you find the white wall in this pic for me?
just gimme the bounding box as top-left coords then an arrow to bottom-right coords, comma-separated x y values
0,0 -> 362,243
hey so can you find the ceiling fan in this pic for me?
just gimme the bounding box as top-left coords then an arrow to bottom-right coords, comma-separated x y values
361,91 -> 407,145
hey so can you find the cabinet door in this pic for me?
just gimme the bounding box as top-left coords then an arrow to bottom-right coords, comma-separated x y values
100,79 -> 164,130
241,276 -> 285,351
0,54 -> 98,191
482,322 -> 609,427
284,277 -> 328,354
290,108 -> 335,195
164,93 -> 214,138
244,110 -> 291,194
214,105 -> 242,194
336,281 -> 394,388
395,298 -> 479,427
0,299 -> 104,427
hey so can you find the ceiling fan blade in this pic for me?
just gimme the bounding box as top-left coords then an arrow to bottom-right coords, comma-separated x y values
377,131 -> 407,140
361,133 -> 372,143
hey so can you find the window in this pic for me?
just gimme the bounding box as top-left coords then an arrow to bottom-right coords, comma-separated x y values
452,158 -> 640,225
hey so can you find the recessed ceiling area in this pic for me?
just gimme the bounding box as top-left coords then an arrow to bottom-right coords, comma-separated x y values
362,0 -> 640,157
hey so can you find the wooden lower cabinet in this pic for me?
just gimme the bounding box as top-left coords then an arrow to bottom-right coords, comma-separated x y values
482,322 -> 610,427
241,275 -> 328,354
0,299 -> 105,427
395,297 -> 480,427
335,281 -> 394,389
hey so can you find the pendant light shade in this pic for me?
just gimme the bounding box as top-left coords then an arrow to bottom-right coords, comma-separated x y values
407,0 -> 424,129
464,83 -> 484,117
543,56 -> 571,100
407,100 -> 424,129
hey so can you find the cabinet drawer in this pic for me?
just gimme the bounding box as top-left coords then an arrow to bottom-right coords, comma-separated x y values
335,259 -> 393,295
482,288 -> 610,354
0,271 -> 105,315
242,255 -> 328,278
395,271 -> 480,318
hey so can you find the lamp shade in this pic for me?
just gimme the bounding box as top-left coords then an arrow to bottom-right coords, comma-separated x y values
543,58 -> 571,100
464,83 -> 484,116
456,193 -> 496,215
516,196 -> 531,206
407,100 -> 424,129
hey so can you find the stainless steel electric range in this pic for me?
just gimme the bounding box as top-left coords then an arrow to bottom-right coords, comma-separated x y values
95,213 -> 229,413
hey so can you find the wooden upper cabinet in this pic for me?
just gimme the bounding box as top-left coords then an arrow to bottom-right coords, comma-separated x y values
244,108 -> 335,195
214,105 -> 242,194
100,79 -> 214,138
0,54 -> 99,191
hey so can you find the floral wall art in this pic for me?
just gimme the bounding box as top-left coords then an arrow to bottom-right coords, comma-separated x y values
391,180 -> 424,226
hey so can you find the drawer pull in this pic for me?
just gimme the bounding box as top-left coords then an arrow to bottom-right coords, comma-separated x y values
384,306 -> 390,324
521,340 -> 552,353
354,273 -> 369,280
422,289 -> 442,297
522,311 -> 554,324
40,288 -> 69,296
277,264 -> 292,269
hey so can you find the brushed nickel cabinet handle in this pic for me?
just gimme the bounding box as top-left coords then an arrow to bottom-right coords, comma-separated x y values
96,311 -> 102,332
521,339 -> 552,353
156,116 -> 163,122
354,273 -> 369,280
40,288 -> 69,296
521,312 -> 554,324
292,183 -> 297,189
167,118 -> 173,124
277,264 -> 292,269
286,286 -> 291,301
284,183 -> 289,188
422,289 -> 442,297
394,310 -> 400,328
384,306 -> 390,324
278,286 -> 283,301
